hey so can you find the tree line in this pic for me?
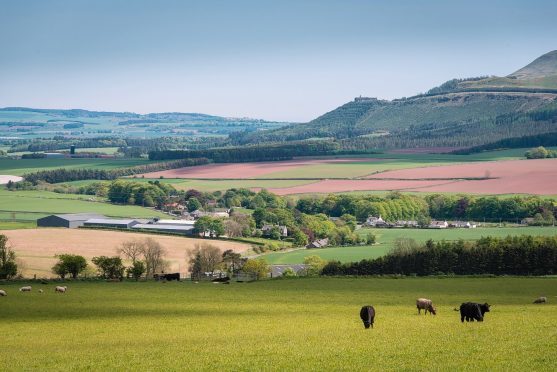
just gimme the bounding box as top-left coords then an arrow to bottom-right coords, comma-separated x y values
322,235 -> 557,276
148,141 -> 340,162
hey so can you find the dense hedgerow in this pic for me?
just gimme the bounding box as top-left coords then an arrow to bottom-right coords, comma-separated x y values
322,235 -> 557,276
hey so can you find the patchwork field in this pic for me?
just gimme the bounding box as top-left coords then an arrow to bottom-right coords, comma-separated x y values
3,228 -> 250,277
0,189 -> 168,219
262,226 -> 557,264
0,158 -> 150,176
0,278 -> 555,370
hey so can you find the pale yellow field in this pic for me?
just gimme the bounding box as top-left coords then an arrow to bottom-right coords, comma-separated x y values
3,228 -> 250,278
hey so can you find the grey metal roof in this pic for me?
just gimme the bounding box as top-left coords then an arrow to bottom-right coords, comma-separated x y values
52,213 -> 106,221
132,224 -> 194,231
84,218 -> 139,225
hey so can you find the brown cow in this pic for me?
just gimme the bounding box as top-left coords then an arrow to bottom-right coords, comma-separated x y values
416,298 -> 436,315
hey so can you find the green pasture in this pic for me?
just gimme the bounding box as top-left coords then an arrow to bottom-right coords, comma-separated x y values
0,220 -> 37,229
0,278 -> 555,370
167,178 -> 317,192
0,189 -> 167,219
0,158 -> 150,176
262,227 -> 557,264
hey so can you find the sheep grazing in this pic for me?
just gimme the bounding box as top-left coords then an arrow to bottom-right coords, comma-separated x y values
416,298 -> 437,315
533,296 -> 547,304
19,286 -> 32,292
55,286 -> 67,293
0,290 -> 7,296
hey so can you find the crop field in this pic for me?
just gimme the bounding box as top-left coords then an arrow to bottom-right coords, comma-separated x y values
262,227 -> 557,264
0,158 -> 150,176
3,228 -> 250,277
0,189 -> 168,219
0,277 -> 555,370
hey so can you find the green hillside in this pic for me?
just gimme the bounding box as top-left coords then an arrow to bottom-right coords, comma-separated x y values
234,51 -> 557,150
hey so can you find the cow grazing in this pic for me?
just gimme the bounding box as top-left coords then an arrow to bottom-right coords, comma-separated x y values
55,286 -> 67,293
360,305 -> 376,329
38,289 -> 44,294
416,298 -> 436,315
154,273 -> 180,281
460,302 -> 490,322
19,286 -> 32,292
0,290 -> 6,296
533,296 -> 547,304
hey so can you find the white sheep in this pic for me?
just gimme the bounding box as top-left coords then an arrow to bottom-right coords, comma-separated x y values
55,286 -> 67,293
19,286 -> 32,292
0,290 -> 7,296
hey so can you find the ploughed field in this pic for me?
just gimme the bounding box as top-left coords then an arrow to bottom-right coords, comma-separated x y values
4,229 -> 250,277
0,278 -> 555,370
136,152 -> 557,195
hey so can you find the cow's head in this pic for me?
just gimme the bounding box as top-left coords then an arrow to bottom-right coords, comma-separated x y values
428,305 -> 437,315
481,303 -> 491,313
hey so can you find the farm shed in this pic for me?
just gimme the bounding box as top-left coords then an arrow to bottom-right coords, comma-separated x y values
37,213 -> 107,228
131,223 -> 194,235
83,218 -> 141,229
270,264 -> 309,277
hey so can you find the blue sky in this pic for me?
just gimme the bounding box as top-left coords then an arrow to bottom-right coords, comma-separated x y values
1,0 -> 556,122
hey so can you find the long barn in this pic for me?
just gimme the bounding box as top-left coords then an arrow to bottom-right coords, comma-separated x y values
37,213 -> 107,228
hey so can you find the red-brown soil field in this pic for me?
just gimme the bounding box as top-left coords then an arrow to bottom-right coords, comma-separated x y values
4,229 -> 250,278
140,158 -> 377,179
269,159 -> 557,195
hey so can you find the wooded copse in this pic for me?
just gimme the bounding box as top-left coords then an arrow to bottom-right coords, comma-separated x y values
322,235 -> 557,276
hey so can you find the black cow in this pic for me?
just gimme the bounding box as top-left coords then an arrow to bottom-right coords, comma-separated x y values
360,305 -> 376,329
460,302 -> 490,322
154,273 -> 180,281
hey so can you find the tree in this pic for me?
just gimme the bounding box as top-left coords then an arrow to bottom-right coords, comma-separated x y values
210,218 -> 225,238
222,249 -> 244,273
92,256 -> 125,279
281,267 -> 297,277
241,258 -> 269,280
194,216 -> 212,236
417,214 -> 431,228
52,254 -> 88,279
187,243 -> 223,279
141,238 -> 166,278
366,233 -> 376,245
303,255 -> 327,276
187,197 -> 202,212
118,239 -> 145,264
0,235 -> 18,279
127,261 -> 146,281
291,227 -> 309,247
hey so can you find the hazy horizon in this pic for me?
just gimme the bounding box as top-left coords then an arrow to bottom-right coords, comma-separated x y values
1,0 -> 556,122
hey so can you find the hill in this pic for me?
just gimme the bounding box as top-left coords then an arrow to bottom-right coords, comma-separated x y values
0,107 -> 292,140
234,51 -> 557,150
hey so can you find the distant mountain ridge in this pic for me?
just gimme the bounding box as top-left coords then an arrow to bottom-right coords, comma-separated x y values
234,50 -> 557,150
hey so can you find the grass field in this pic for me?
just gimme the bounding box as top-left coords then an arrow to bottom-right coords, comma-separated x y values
0,189 -> 168,219
0,277 -> 555,370
262,227 -> 557,264
0,158 -> 150,176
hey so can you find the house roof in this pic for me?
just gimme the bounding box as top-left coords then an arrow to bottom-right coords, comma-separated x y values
155,220 -> 195,226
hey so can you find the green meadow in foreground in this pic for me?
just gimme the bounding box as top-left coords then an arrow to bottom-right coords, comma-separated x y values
0,278 -> 555,371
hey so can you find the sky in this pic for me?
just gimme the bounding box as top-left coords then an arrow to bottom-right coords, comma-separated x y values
1,0 -> 556,122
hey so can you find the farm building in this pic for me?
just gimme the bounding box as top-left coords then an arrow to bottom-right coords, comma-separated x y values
37,213 -> 107,228
261,224 -> 288,237
83,218 -> 142,229
131,223 -> 194,235
365,215 -> 387,227
429,220 -> 448,229
154,219 -> 196,227
306,238 -> 329,248
449,221 -> 477,228
270,264 -> 309,277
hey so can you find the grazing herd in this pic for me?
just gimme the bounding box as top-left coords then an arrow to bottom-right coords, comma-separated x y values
0,286 -> 69,295
360,296 -> 549,329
